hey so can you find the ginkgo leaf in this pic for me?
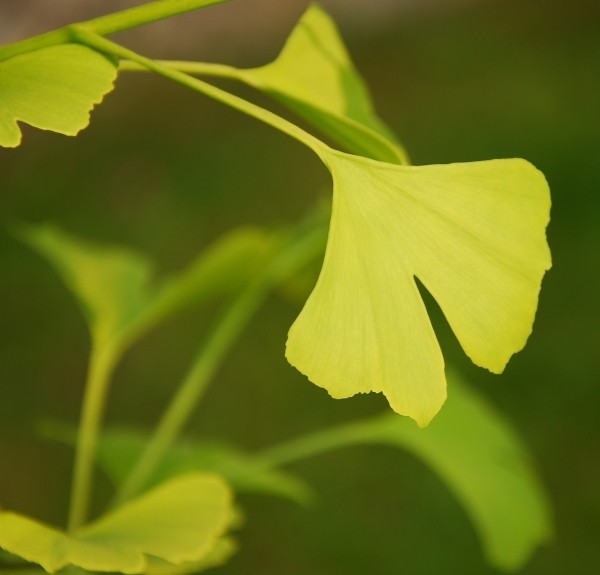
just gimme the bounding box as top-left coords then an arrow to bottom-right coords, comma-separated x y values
236,4 -> 407,164
286,149 -> 551,426
0,44 -> 117,147
79,474 -> 231,566
90,427 -> 313,505
0,511 -> 144,574
18,224 -> 156,350
369,370 -> 553,570
265,369 -> 551,570
0,473 -> 232,574
18,224 -> 273,353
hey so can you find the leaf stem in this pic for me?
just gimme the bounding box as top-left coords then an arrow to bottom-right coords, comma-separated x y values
119,59 -> 242,79
253,417 -> 388,470
115,220 -> 327,503
68,346 -> 117,532
69,27 -> 331,158
119,58 -> 411,166
0,0 -> 231,62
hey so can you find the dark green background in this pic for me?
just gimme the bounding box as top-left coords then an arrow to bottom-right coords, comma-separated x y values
1,0 -> 598,573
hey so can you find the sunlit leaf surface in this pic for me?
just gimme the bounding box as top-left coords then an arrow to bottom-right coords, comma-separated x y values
0,473 -> 232,573
0,44 -> 116,147
238,4 -> 407,163
287,150 -> 551,426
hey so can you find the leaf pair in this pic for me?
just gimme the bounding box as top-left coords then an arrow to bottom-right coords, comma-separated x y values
218,5 -> 551,425
0,473 -> 233,574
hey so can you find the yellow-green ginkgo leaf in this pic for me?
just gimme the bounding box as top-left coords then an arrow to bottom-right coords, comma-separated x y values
237,4 -> 407,164
0,44 -> 117,147
286,149 -> 551,427
0,511 -> 143,574
0,473 -> 232,574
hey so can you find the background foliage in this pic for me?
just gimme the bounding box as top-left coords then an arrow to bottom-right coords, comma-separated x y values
1,0 -> 598,573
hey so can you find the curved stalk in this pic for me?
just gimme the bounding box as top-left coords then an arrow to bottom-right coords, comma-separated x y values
253,419 -> 384,470
115,221 -> 327,504
68,346 -> 117,532
119,59 -> 240,79
0,0 -> 230,62
69,27 -> 331,160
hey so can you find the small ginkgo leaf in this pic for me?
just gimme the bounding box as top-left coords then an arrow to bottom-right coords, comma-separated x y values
237,4 -> 407,164
287,149 -> 551,426
296,370 -> 551,570
0,473 -> 232,574
78,473 -> 231,566
18,224 -> 273,353
0,44 -> 117,147
373,370 -> 553,570
18,224 -> 156,350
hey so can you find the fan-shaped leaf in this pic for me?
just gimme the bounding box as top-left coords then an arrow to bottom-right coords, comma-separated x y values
253,369 -> 552,570
287,150 -> 551,426
367,371 -> 553,570
18,224 -> 274,354
0,473 -> 232,573
236,4 -> 407,163
0,44 -> 116,147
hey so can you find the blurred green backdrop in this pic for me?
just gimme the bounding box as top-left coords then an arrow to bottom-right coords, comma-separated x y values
1,0 -> 598,573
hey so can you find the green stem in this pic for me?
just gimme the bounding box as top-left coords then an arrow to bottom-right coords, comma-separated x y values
68,346 -> 116,532
0,0 -> 231,62
119,59 -> 241,80
119,59 -> 411,166
115,222 -> 327,503
115,286 -> 262,504
253,418 -> 385,470
69,27 -> 330,158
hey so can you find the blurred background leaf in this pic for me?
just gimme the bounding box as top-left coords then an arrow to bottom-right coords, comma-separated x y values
242,368 -> 552,572
96,427 -> 314,506
15,222 -> 275,355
